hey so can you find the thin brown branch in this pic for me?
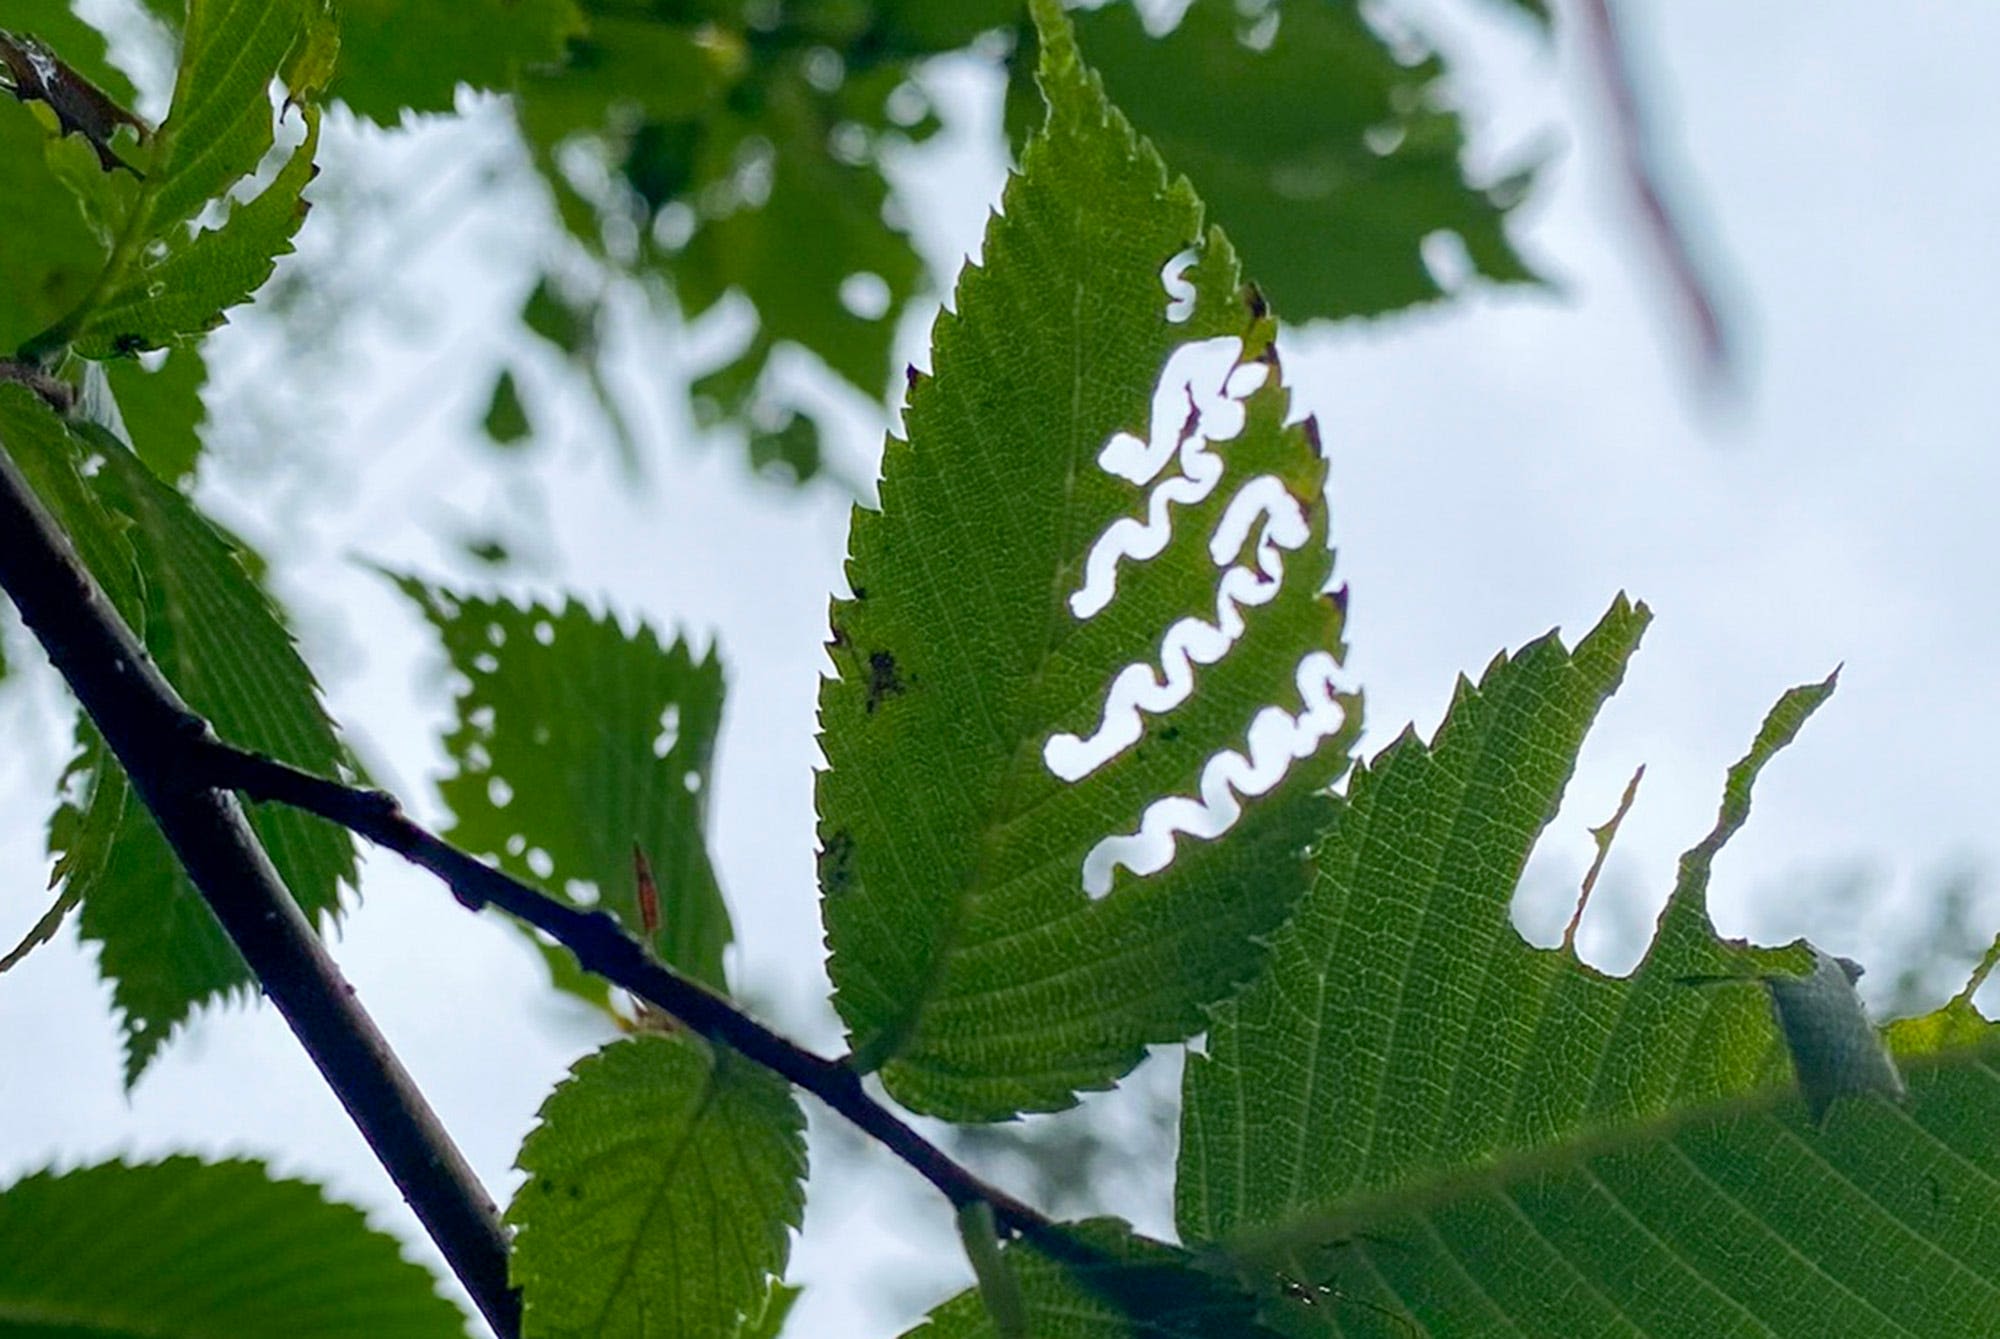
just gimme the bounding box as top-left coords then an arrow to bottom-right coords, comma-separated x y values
0,444 -> 520,1339
1574,0 -> 1735,389
188,735 -> 1105,1270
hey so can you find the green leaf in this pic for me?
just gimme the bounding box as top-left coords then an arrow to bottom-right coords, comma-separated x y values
0,385 -> 142,624
1178,598 -> 1660,1241
1046,0 -> 1541,322
509,1033 -> 807,1339
145,0 -> 311,235
905,1219 -> 1286,1339
397,580 -> 733,1000
23,0 -> 327,359
505,7 -> 925,473
482,367 -> 532,447
8,406 -> 355,1083
73,105 -> 318,356
0,97 -> 110,354
1174,617 -> 2000,1333
817,0 -> 1357,1120
104,343 -> 208,483
0,1157 -> 466,1338
330,0 -> 582,124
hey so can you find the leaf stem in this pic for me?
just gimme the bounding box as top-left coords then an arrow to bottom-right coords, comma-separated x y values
0,443 -> 521,1339
184,732 -> 1102,1268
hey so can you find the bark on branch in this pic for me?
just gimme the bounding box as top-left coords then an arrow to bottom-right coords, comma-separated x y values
0,445 -> 520,1339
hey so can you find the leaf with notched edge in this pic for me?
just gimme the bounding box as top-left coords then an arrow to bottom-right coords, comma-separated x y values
397,579 -> 734,1004
509,1034 -> 806,1339
0,391 -> 355,1082
816,0 -> 1359,1121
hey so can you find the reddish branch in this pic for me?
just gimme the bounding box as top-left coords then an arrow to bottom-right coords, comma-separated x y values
0,446 -> 521,1339
1575,0 -> 1734,387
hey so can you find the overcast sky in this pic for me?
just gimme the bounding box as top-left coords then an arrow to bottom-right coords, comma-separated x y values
5,2 -> 1998,1335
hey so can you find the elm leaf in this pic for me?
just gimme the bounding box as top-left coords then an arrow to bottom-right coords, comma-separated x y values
398,580 -> 733,1003
816,0 -> 1358,1121
509,1034 -> 806,1339
0,1158 -> 465,1338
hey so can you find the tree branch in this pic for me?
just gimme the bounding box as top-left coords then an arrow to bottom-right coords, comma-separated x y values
188,735 -> 1101,1268
0,445 -> 521,1339
1574,0 -> 1734,390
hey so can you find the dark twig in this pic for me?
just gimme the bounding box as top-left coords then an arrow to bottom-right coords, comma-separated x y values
1574,0 -> 1735,390
190,736 -> 1102,1269
0,446 -> 521,1339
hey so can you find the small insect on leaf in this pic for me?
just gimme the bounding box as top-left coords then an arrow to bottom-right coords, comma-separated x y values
0,29 -> 148,174
1763,946 -> 1906,1126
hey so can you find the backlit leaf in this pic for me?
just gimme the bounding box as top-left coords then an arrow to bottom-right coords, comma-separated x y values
24,0 -> 327,360
1173,611 -> 2000,1334
398,580 -> 733,1002
0,396 -> 355,1082
817,0 -> 1357,1120
72,106 -> 319,357
103,342 -> 208,484
509,1033 -> 806,1339
1015,0 -> 1540,324
0,1157 -> 465,1338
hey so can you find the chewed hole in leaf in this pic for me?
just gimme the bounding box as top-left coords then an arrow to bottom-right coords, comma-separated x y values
526,848 -> 555,880
1083,652 -> 1347,895
563,879 -> 601,907
654,704 -> 682,759
1043,322 -> 1349,898
1160,247 -> 1200,324
1420,229 -> 1473,294
487,776 -> 514,808
840,271 -> 892,320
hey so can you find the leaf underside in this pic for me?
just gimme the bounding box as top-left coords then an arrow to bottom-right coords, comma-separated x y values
0,390 -> 354,1084
817,0 -> 1357,1121
508,1033 -> 806,1339
1171,596 -> 2000,1335
0,1158 -> 464,1339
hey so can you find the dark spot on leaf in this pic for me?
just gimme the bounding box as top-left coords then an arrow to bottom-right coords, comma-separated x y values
1302,416 -> 1323,455
113,333 -> 146,356
828,621 -> 850,650
905,363 -> 923,392
851,585 -> 868,601
1159,725 -> 1181,743
865,650 -> 905,712
1245,282 -> 1269,321
819,829 -> 855,895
